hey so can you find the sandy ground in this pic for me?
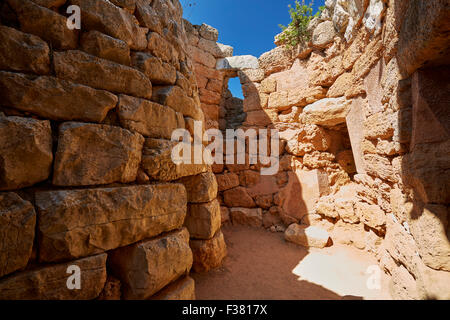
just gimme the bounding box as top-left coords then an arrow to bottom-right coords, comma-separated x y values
192,225 -> 391,300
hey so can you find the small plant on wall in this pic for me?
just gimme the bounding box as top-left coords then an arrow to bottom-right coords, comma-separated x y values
277,0 -> 324,48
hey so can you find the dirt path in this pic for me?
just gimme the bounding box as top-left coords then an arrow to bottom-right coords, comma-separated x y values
192,225 -> 391,300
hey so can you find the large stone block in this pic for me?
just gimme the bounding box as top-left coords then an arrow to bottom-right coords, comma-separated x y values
53,122 -> 144,186
8,0 -> 78,49
216,173 -> 239,191
346,97 -> 367,174
36,184 -> 187,262
277,170 -> 330,221
0,193 -> 36,277
411,67 -> 450,146
0,115 -> 53,190
312,20 -> 336,49
186,199 -> 221,240
397,0 -> 450,77
142,138 -> 208,182
81,30 -> 131,66
285,224 -> 330,248
54,50 -> 152,99
0,71 -> 117,122
151,276 -> 195,300
152,86 -> 202,120
0,254 -> 107,300
409,204 -> 450,272
178,172 -> 218,203
216,55 -> 259,71
223,187 -> 256,208
0,25 -> 50,74
302,97 -> 351,127
71,0 -> 148,50
109,228 -> 193,300
355,201 -> 386,232
131,52 -> 177,85
230,207 -> 263,227
190,230 -> 227,273
118,94 -> 184,139
147,32 -> 179,66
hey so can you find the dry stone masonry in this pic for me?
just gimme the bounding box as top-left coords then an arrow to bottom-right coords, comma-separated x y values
189,0 -> 450,300
0,0 -> 449,300
0,0 -> 225,300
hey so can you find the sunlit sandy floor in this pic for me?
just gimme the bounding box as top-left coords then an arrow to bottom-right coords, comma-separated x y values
192,225 -> 391,300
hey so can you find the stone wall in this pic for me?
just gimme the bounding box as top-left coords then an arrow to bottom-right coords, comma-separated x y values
191,0 -> 450,300
0,0 -> 225,300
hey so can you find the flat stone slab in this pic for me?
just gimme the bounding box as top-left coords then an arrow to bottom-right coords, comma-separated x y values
216,55 -> 259,71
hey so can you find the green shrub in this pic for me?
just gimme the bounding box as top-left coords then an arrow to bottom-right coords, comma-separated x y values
277,0 -> 324,48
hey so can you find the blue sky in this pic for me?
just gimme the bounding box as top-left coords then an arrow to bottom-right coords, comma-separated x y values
181,0 -> 325,98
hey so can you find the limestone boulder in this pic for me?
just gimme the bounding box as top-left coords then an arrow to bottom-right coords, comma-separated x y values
36,184 -> 187,262
142,139 -> 208,182
8,0 -> 77,49
190,230 -> 227,273
118,94 -> 184,139
152,86 -> 202,120
81,30 -> 131,66
259,46 -> 293,76
230,208 -> 263,227
0,71 -> 117,122
302,97 -> 351,127
216,172 -> 240,191
285,224 -> 331,248
0,115 -> 53,190
223,187 -> 256,208
109,228 -> 192,300
355,201 -> 385,232
54,50 -> 152,99
312,20 -> 336,49
198,23 -> 219,41
186,199 -> 221,240
0,25 -> 50,74
0,193 -> 36,278
178,172 -> 218,203
0,254 -> 107,300
71,0 -> 148,50
151,276 -> 195,300
53,122 -> 144,186
216,55 -> 259,71
131,52 -> 177,85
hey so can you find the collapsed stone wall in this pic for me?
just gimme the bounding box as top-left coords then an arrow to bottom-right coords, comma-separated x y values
0,0 -> 227,300
190,0 -> 450,300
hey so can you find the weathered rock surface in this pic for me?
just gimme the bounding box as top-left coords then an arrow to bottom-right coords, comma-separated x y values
152,86 -> 202,120
186,199 -> 221,240
131,52 -> 177,85
230,207 -> 263,227
118,94 -> 184,139
0,115 -> 53,190
54,50 -> 152,99
302,97 -> 351,127
0,254 -> 107,300
109,228 -> 193,300
53,122 -> 144,186
36,184 -> 187,262
0,71 -> 117,122
285,224 -> 331,248
312,20 -> 336,48
142,139 -> 208,182
151,276 -> 196,300
0,25 -> 50,74
190,230 -> 227,273
71,0 -> 148,50
8,0 -> 78,50
178,172 -> 218,203
81,30 -> 131,66
216,55 -> 259,70
0,193 -> 36,278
